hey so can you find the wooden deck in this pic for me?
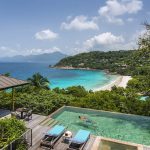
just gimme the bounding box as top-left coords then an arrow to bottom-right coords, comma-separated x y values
25,114 -> 49,150
35,135 -> 96,150
26,114 -> 96,150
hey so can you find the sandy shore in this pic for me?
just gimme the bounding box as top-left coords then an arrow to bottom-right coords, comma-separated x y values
55,66 -> 132,91
94,76 -> 132,91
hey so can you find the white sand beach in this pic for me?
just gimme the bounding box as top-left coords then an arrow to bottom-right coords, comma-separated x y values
94,76 -> 132,91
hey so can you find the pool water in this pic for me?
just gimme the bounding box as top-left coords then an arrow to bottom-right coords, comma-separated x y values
99,140 -> 137,150
52,107 -> 150,146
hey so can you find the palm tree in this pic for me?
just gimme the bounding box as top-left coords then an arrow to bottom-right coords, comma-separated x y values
3,72 -> 10,77
27,73 -> 50,90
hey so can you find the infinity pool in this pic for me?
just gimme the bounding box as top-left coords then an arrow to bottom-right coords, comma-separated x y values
51,106 -> 150,146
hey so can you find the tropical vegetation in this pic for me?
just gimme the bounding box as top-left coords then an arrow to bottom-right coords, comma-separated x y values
27,72 -> 50,90
0,118 -> 26,149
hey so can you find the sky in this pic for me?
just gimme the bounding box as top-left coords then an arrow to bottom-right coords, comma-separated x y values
0,0 -> 149,57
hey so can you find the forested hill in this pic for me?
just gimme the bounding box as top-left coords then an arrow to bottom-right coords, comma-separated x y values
55,50 -> 149,76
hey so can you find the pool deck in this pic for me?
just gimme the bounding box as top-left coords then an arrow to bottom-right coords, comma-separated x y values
26,114 -> 150,150
26,114 -> 96,150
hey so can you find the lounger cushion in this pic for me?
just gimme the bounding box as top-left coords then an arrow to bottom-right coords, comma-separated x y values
72,129 -> 90,144
46,125 -> 65,137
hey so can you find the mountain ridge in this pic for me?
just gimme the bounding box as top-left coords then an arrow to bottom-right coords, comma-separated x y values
0,51 -> 67,65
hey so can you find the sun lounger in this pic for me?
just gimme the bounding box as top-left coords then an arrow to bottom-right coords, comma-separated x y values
40,125 -> 65,149
68,129 -> 90,150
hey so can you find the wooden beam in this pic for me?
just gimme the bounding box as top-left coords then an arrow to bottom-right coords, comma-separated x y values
12,87 -> 15,111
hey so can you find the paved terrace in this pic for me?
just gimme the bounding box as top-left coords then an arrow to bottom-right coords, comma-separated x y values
26,114 -> 150,150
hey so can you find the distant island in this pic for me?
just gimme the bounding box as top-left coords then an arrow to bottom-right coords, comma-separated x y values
0,51 -> 67,65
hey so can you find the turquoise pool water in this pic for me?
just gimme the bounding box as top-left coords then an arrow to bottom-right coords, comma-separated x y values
52,107 -> 150,146
99,139 -> 137,150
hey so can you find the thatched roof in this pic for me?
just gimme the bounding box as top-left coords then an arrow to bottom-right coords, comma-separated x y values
0,75 -> 29,90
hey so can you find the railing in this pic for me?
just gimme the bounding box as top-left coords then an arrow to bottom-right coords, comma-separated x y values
1,128 -> 32,150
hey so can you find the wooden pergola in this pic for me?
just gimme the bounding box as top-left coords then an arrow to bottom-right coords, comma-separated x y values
0,75 -> 29,111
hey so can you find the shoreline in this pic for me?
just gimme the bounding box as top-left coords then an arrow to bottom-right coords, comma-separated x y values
54,66 -> 98,71
53,66 -> 115,74
54,66 -> 132,91
94,76 -> 132,91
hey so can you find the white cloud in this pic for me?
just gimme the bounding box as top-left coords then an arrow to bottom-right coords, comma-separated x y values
0,45 -> 61,57
61,15 -> 99,30
99,0 -> 143,25
27,46 -> 61,55
0,46 -> 18,57
84,32 -> 124,49
35,29 -> 58,40
107,17 -> 124,25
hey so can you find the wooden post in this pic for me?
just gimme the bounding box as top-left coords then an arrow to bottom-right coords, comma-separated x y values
12,88 -> 15,111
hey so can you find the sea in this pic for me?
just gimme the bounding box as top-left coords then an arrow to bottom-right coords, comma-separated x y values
0,62 -> 118,90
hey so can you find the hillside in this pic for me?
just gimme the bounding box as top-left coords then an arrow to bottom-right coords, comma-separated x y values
55,50 -> 132,75
0,52 -> 67,65
55,49 -> 150,76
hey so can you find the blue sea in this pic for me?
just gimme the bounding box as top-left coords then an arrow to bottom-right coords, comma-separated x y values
0,62 -> 118,90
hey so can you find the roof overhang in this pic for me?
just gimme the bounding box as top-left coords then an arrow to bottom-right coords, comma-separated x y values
0,75 -> 29,90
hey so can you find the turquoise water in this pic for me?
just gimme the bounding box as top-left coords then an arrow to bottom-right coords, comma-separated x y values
0,62 -> 118,90
99,140 -> 137,150
52,107 -> 150,146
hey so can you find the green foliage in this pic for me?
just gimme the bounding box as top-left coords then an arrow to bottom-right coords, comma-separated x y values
0,118 -> 26,149
1,86 -> 150,116
53,86 -> 88,97
65,86 -> 88,97
69,87 -> 143,115
0,89 -> 74,115
27,73 -> 50,90
138,22 -> 150,50
2,72 -> 11,77
127,75 -> 150,94
55,50 -> 135,75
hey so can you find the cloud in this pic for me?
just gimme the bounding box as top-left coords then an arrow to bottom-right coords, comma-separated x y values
0,45 -> 61,57
0,46 -> 18,57
61,15 -> 99,30
27,46 -> 61,55
35,29 -> 58,40
99,0 -> 143,25
84,32 -> 124,49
